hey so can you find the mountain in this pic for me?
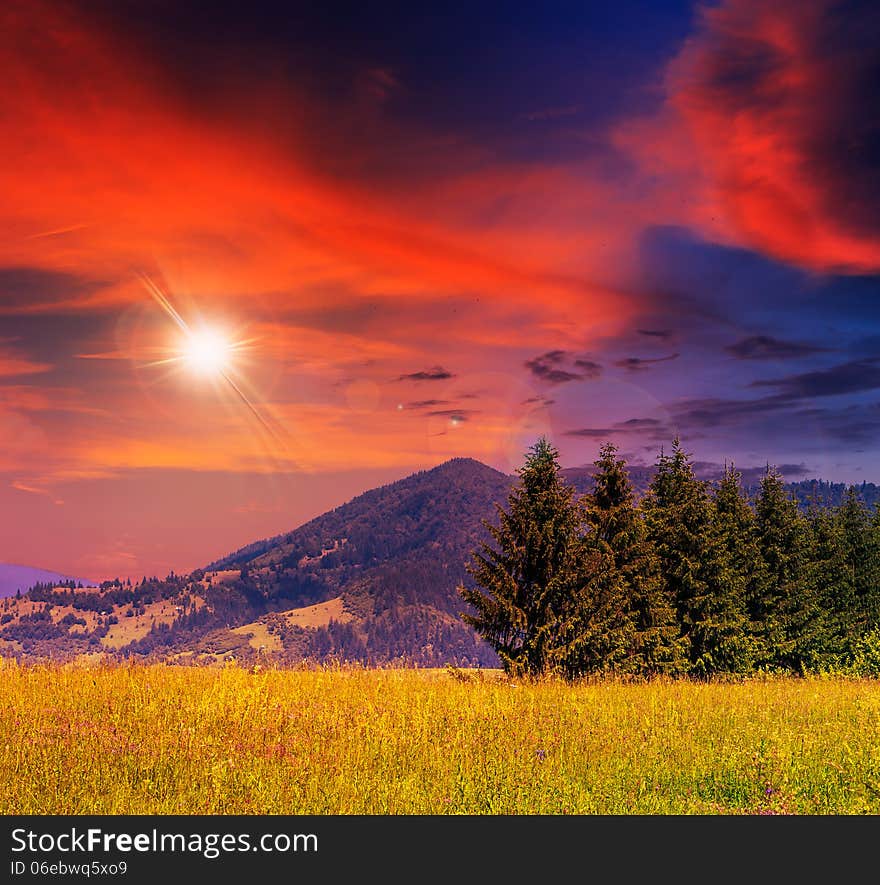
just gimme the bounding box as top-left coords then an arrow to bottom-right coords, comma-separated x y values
0,563 -> 92,598
1,457 -> 877,666
201,456 -> 515,666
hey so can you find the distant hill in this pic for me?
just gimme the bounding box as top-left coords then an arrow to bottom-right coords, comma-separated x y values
561,465 -> 880,512
0,563 -> 92,599
1,457 -> 877,665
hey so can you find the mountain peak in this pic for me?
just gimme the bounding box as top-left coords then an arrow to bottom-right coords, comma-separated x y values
424,457 -> 508,479
206,456 -> 512,572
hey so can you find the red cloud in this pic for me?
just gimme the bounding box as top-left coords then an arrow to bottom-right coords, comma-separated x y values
0,0 -> 633,328
668,0 -> 880,272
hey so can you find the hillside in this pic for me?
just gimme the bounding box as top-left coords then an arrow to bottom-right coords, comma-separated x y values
1,457 -> 877,666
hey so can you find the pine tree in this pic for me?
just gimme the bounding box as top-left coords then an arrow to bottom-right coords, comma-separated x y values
805,505 -> 854,668
866,508 -> 880,634
579,443 -> 682,676
753,468 -> 811,673
458,438 -> 586,677
838,487 -> 880,638
641,438 -> 712,673
697,464 -> 758,675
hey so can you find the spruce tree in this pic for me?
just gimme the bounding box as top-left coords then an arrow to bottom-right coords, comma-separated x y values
753,468 -> 811,673
578,442 -> 682,676
458,438 -> 586,677
641,438 -> 712,673
697,464 -> 758,675
805,505 -> 854,668
838,487 -> 880,637
866,507 -> 880,633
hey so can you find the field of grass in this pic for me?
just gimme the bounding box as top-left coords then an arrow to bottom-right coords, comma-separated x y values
1,660 -> 879,814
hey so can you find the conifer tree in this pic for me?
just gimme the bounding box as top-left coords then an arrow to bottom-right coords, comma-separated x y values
753,468 -> 811,672
641,438 -> 712,672
697,464 -> 758,675
866,507 -> 880,634
838,487 -> 880,637
579,443 -> 682,676
805,505 -> 854,668
458,438 -> 586,677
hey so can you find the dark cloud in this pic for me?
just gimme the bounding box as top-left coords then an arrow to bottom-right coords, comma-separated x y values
0,267 -> 109,310
565,416 -> 670,440
0,312 -> 117,367
524,351 -> 581,385
672,394 -> 790,429
396,366 -> 455,382
614,353 -> 680,371
540,350 -> 567,363
725,335 -> 829,360
751,359 -> 880,398
565,427 -> 614,438
616,418 -> 664,429
524,351 -> 604,384
403,399 -> 451,409
637,329 -> 673,340
572,358 -> 603,378
522,395 -> 555,406
529,367 -> 582,384
672,360 -> 880,438
425,409 -> 476,423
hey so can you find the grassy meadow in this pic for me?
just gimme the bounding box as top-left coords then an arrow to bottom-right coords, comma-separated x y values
2,660 -> 879,814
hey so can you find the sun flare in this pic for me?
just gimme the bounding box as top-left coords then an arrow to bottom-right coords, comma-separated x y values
182,327 -> 232,377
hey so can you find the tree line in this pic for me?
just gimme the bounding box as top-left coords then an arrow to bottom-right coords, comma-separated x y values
459,438 -> 880,679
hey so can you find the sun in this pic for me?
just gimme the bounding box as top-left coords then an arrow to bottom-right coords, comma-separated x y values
182,327 -> 232,377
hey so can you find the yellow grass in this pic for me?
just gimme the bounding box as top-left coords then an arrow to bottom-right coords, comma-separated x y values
230,597 -> 352,651
279,596 -> 352,628
2,662 -> 879,815
231,622 -> 283,652
102,601 -> 184,648
205,570 -> 245,585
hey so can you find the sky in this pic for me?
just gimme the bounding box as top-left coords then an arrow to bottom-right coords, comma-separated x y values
1,0 -> 879,580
